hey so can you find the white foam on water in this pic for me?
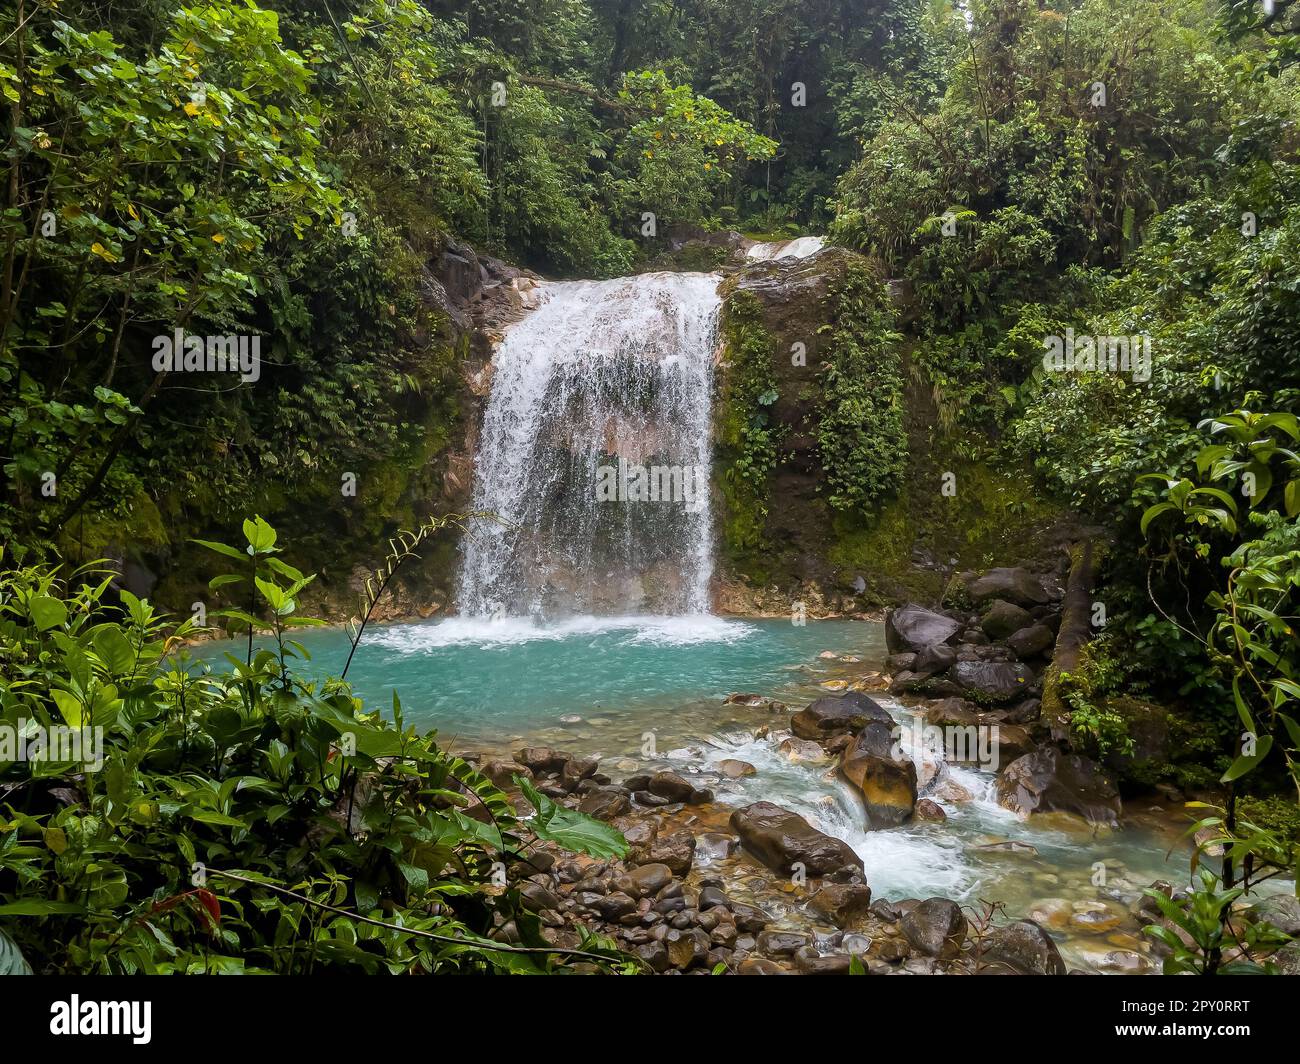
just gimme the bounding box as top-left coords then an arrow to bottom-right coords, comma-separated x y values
745,236 -> 826,261
367,613 -> 756,652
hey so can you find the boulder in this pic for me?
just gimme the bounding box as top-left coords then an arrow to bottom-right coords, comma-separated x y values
839,721 -> 917,829
729,802 -> 864,876
1270,941 -> 1300,975
807,883 -> 874,927
901,898 -> 968,958
696,832 -> 740,861
886,652 -> 917,673
515,746 -> 568,774
756,929 -> 810,957
647,771 -> 697,803
951,660 -> 1035,703
1246,894 -> 1300,937
995,747 -> 1122,827
1001,698 -> 1042,724
981,600 -> 1033,639
640,830 -> 697,875
913,643 -> 957,675
778,737 -> 830,763
716,759 -> 757,779
792,948 -> 854,975
791,691 -> 894,740
923,698 -> 981,727
977,920 -> 1066,975
885,603 -> 962,654
962,567 -> 1051,608
576,787 -> 631,820
633,941 -> 671,973
914,798 -> 947,821
990,724 -> 1035,767
1006,624 -> 1055,659
627,863 -> 674,897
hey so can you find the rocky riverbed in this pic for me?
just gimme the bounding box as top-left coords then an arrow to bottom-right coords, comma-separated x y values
458,564 -> 1300,975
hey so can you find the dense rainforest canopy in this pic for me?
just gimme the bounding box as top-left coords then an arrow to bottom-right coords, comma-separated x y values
1,0 -> 1299,978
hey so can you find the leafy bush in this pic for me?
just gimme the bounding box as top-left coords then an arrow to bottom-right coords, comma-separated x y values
0,519 -> 631,974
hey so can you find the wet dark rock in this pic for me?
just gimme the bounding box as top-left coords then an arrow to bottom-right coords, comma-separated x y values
699,884 -> 730,910
791,691 -> 894,740
729,802 -> 864,876
737,957 -> 789,975
1246,894 -> 1300,937
808,883 -> 873,927
518,880 -> 561,912
731,903 -> 771,933
695,832 -> 740,861
914,798 -> 947,821
913,643 -> 957,674
1001,698 -> 1042,724
869,899 -> 901,923
647,771 -> 696,802
632,790 -> 671,807
991,724 -> 1035,765
627,863 -> 674,897
481,759 -> 531,789
981,599 -> 1033,639
515,746 -> 568,774
886,652 -> 917,673
756,929 -> 810,957
995,747 -> 1121,826
593,891 -> 637,919
977,920 -> 1066,975
665,927 -> 711,969
951,660 -> 1035,702
900,898 -> 968,958
577,787 -> 631,820
1006,624 -> 1055,659
840,721 -> 917,829
885,603 -> 962,654
641,830 -> 696,875
959,567 -> 1052,608
561,756 -> 599,787
633,941 -> 670,972
793,947 -> 854,974
923,698 -> 981,727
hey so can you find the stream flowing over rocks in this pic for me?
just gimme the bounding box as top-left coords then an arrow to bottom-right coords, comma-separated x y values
441,568 -> 1278,975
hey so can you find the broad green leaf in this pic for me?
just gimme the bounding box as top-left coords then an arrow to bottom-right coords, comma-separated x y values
1221,735 -> 1273,782
516,776 -> 627,859
29,596 -> 67,632
92,626 -> 136,675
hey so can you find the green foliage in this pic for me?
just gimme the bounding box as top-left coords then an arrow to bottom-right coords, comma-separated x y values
615,70 -> 777,226
716,291 -> 782,556
816,264 -> 906,516
1142,871 -> 1288,975
0,522 -> 631,974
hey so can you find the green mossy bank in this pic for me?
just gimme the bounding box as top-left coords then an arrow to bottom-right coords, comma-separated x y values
711,247 -> 1073,615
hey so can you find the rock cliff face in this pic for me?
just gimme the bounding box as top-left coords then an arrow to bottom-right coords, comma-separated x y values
707,239 -> 1079,616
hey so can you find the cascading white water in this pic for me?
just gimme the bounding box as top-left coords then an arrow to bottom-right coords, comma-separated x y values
459,271 -> 721,619
745,235 -> 826,261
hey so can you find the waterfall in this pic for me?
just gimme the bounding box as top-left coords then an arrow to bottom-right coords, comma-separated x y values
458,271 -> 721,620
